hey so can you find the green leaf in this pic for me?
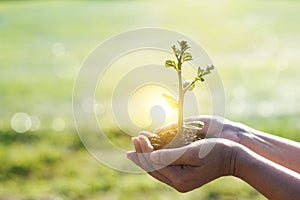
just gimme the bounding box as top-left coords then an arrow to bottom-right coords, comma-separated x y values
178,40 -> 190,53
197,67 -> 204,77
183,80 -> 196,91
183,124 -> 201,130
202,65 -> 214,76
183,121 -> 205,130
171,45 -> 179,58
183,80 -> 191,88
197,65 -> 214,81
186,121 -> 205,128
207,64 -> 214,71
188,82 -> 196,91
165,60 -> 177,69
162,93 -> 178,109
182,52 -> 193,62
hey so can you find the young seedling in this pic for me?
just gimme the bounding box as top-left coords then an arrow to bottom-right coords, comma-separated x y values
148,41 -> 214,150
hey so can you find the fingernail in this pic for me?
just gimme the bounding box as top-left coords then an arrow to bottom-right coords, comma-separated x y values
132,137 -> 138,144
138,131 -> 153,136
138,135 -> 147,140
150,152 -> 159,163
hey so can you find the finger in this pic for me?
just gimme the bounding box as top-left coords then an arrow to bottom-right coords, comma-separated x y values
133,136 -> 157,172
137,136 -> 180,186
139,135 -> 174,172
136,135 -> 157,172
127,151 -> 173,186
147,170 -> 173,187
188,115 -> 211,123
127,151 -> 154,172
127,150 -> 152,171
139,131 -> 155,138
185,115 -> 213,136
132,137 -> 154,171
149,144 -> 199,166
138,135 -> 165,171
138,135 -> 154,152
129,149 -> 200,191
189,115 -> 226,138
126,151 -> 138,163
132,137 -> 142,153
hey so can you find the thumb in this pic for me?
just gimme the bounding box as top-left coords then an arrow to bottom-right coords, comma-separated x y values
150,146 -> 197,165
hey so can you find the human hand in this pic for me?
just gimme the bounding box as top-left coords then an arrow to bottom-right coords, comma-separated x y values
127,135 -> 239,192
153,115 -> 250,144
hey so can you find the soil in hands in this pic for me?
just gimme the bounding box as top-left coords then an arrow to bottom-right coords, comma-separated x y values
148,127 -> 206,150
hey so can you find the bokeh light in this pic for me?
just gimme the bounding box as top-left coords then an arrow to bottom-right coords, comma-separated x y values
30,115 -> 41,131
52,42 -> 66,57
52,118 -> 66,131
10,112 -> 32,133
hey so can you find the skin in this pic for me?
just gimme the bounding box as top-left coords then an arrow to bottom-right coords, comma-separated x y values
154,116 -> 300,173
127,116 -> 300,199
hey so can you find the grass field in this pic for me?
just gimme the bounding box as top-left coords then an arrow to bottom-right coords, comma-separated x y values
0,1 -> 300,199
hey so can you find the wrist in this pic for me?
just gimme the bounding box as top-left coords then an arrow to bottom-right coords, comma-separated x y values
221,122 -> 248,145
233,144 -> 256,179
233,140 -> 300,199
222,140 -> 244,177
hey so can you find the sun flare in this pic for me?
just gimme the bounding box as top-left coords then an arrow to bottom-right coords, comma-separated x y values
128,84 -> 177,129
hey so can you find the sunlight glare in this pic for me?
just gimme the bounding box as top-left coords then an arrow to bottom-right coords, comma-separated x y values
128,84 -> 177,129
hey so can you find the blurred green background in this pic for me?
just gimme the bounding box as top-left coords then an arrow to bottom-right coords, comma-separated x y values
1,0 -> 300,199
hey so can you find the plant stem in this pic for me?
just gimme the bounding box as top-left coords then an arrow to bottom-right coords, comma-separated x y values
183,79 -> 197,94
177,69 -> 184,135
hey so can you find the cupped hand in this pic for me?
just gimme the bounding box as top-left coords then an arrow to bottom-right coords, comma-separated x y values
153,115 -> 250,144
127,135 -> 239,192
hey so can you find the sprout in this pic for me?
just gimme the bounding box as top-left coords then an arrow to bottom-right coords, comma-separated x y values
163,40 -> 214,135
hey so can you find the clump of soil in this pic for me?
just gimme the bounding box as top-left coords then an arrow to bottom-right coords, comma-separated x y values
148,127 -> 206,150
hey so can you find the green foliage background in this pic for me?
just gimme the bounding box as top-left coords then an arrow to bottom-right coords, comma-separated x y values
0,1 -> 299,199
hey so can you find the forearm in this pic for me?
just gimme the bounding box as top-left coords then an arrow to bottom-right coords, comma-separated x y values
237,125 -> 300,173
235,146 -> 300,200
